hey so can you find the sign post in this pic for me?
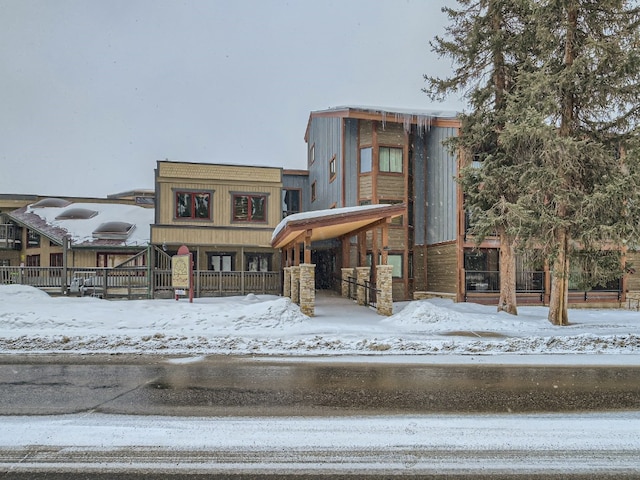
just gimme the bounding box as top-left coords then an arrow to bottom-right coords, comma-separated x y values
171,245 -> 194,303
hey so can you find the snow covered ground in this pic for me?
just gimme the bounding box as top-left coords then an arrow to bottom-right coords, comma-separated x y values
1,284 -> 639,357
2,284 -> 640,475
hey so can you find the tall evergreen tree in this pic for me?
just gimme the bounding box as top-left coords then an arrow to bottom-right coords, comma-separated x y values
503,0 -> 640,325
427,0 -> 640,324
425,0 -> 535,315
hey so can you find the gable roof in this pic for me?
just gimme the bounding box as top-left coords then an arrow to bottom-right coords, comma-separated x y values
271,204 -> 406,250
8,200 -> 154,248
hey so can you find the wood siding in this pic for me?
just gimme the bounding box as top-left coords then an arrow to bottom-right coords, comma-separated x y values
377,122 -> 404,145
151,225 -> 274,248
377,175 -> 405,198
359,175 -> 372,199
426,242 -> 458,293
154,161 -> 283,250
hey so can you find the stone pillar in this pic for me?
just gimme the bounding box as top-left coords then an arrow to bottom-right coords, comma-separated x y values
355,267 -> 370,306
290,266 -> 300,304
299,263 -> 316,317
341,268 -> 354,298
283,267 -> 291,298
376,264 -> 393,316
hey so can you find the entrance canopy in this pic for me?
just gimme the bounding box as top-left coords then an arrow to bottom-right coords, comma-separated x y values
271,204 -> 406,253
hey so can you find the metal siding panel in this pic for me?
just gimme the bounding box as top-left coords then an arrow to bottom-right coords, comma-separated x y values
344,119 -> 358,207
412,132 -> 427,245
308,117 -> 342,211
427,127 -> 457,244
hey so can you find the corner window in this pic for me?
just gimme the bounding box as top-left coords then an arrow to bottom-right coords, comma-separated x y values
175,191 -> 211,219
379,146 -> 403,173
360,147 -> 372,173
233,194 -> 266,222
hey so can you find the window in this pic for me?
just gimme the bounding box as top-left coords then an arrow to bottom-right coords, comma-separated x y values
27,229 -> 40,248
26,254 -> 40,266
209,253 -> 234,271
360,147 -> 372,173
50,253 -> 63,276
366,252 -> 403,278
379,146 -> 403,173
246,253 -> 271,272
175,191 -> 211,219
309,144 -> 315,165
233,194 -> 266,222
282,189 -> 301,218
329,155 -> 337,182
311,181 -> 317,202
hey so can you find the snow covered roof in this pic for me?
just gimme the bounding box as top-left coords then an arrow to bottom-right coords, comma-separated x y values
271,204 -> 405,249
306,105 -> 460,141
9,199 -> 154,248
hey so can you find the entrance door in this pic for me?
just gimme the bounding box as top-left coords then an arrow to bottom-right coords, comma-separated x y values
312,250 -> 335,290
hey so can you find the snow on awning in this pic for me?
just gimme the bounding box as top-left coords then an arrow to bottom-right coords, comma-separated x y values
271,204 -> 406,250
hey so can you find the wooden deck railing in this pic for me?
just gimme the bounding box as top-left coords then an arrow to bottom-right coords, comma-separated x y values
0,266 -> 281,299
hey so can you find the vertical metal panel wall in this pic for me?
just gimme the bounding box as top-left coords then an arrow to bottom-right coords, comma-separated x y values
343,119 -> 359,207
411,130 -> 428,246
307,116 -> 343,210
426,126 -> 458,244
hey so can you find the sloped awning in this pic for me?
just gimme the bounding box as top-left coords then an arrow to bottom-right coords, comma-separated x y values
271,204 -> 406,250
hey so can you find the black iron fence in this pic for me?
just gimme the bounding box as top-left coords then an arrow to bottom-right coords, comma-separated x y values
345,275 -> 378,308
0,266 -> 281,299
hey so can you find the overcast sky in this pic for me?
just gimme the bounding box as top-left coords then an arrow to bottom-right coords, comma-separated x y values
0,0 -> 462,198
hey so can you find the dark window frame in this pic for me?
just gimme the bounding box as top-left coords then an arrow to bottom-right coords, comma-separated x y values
174,190 -> 213,220
232,193 -> 268,223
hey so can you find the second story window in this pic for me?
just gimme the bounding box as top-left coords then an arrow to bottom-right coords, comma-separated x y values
233,194 -> 266,222
379,146 -> 403,173
283,189 -> 301,218
175,191 -> 211,219
360,147 -> 372,173
27,229 -> 40,248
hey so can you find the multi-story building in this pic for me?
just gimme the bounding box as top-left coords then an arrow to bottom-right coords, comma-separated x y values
296,105 -> 460,301
151,160 -> 285,274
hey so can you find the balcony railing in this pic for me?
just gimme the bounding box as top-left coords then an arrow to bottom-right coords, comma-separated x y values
0,266 -> 282,299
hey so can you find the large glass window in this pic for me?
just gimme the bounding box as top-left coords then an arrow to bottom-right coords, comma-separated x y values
233,194 -> 266,222
209,253 -> 234,271
175,191 -> 211,219
379,146 -> 403,173
282,189 -> 301,218
246,253 -> 271,272
360,147 -> 372,173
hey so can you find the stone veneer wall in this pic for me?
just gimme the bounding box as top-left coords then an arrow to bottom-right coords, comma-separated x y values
299,263 -> 315,316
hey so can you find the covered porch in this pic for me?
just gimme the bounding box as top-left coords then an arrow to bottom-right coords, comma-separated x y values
271,204 -> 406,317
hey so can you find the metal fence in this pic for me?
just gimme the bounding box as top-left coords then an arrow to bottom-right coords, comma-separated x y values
345,275 -> 378,308
0,266 -> 282,299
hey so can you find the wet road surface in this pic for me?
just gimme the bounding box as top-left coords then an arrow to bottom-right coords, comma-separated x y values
1,354 -> 640,479
1,354 -> 640,415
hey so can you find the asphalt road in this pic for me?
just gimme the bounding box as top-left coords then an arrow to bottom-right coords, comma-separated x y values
1,354 -> 640,415
1,354 -> 640,478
